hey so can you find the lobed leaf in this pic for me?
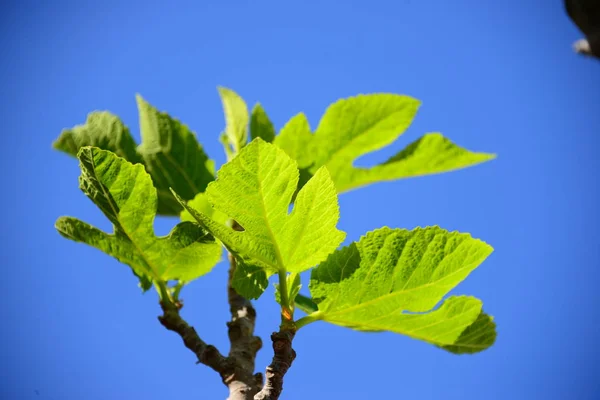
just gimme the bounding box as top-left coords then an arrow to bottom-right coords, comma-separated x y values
306,226 -> 496,353
173,138 -> 345,277
333,133 -> 495,193
273,94 -> 494,193
55,147 -> 222,290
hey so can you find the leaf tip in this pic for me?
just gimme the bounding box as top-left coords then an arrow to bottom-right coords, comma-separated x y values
75,145 -> 94,160
217,85 -> 233,97
135,93 -> 152,111
54,216 -> 69,230
54,216 -> 81,241
169,187 -> 185,204
482,152 -> 497,161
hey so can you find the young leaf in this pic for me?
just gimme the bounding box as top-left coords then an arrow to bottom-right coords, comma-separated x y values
274,94 -> 494,193
173,138 -> 345,276
275,273 -> 302,310
305,226 -> 496,353
218,86 -> 249,154
136,95 -> 215,215
55,147 -> 222,290
53,112 -> 142,164
250,103 -> 276,142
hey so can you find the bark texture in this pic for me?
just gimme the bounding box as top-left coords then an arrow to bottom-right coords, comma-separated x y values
254,330 -> 297,400
226,253 -> 263,399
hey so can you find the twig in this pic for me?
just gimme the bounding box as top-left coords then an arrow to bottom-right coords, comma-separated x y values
158,301 -> 232,377
254,330 -> 296,400
159,298 -> 262,400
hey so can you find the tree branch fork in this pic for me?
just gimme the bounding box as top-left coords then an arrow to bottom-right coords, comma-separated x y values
158,251 -> 297,400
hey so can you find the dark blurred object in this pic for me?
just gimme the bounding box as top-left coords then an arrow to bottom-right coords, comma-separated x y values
565,0 -> 600,58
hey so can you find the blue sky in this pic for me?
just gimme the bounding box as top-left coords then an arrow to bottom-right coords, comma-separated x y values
2,1 -> 599,399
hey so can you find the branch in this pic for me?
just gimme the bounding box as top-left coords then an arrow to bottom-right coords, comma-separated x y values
159,296 -> 262,400
158,219 -> 266,399
226,219 -> 264,399
228,254 -> 263,364
225,254 -> 264,398
254,330 -> 297,400
158,301 -> 233,378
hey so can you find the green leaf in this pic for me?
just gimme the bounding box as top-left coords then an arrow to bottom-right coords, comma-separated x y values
441,311 -> 497,354
53,111 -> 142,164
55,147 -> 222,290
250,103 -> 276,142
53,96 -> 216,217
173,138 -> 345,276
136,94 -> 215,215
274,94 -> 494,193
273,113 -> 314,169
218,86 -> 249,154
180,192 -> 228,226
333,133 -> 495,192
232,257 -> 272,300
295,293 -> 319,314
311,94 -> 419,173
275,272 -> 302,310
273,113 -> 315,200
306,226 -> 496,353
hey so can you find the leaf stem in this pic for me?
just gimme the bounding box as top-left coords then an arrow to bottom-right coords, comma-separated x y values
294,312 -> 322,330
277,270 -> 293,327
155,280 -> 173,305
171,281 -> 184,302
